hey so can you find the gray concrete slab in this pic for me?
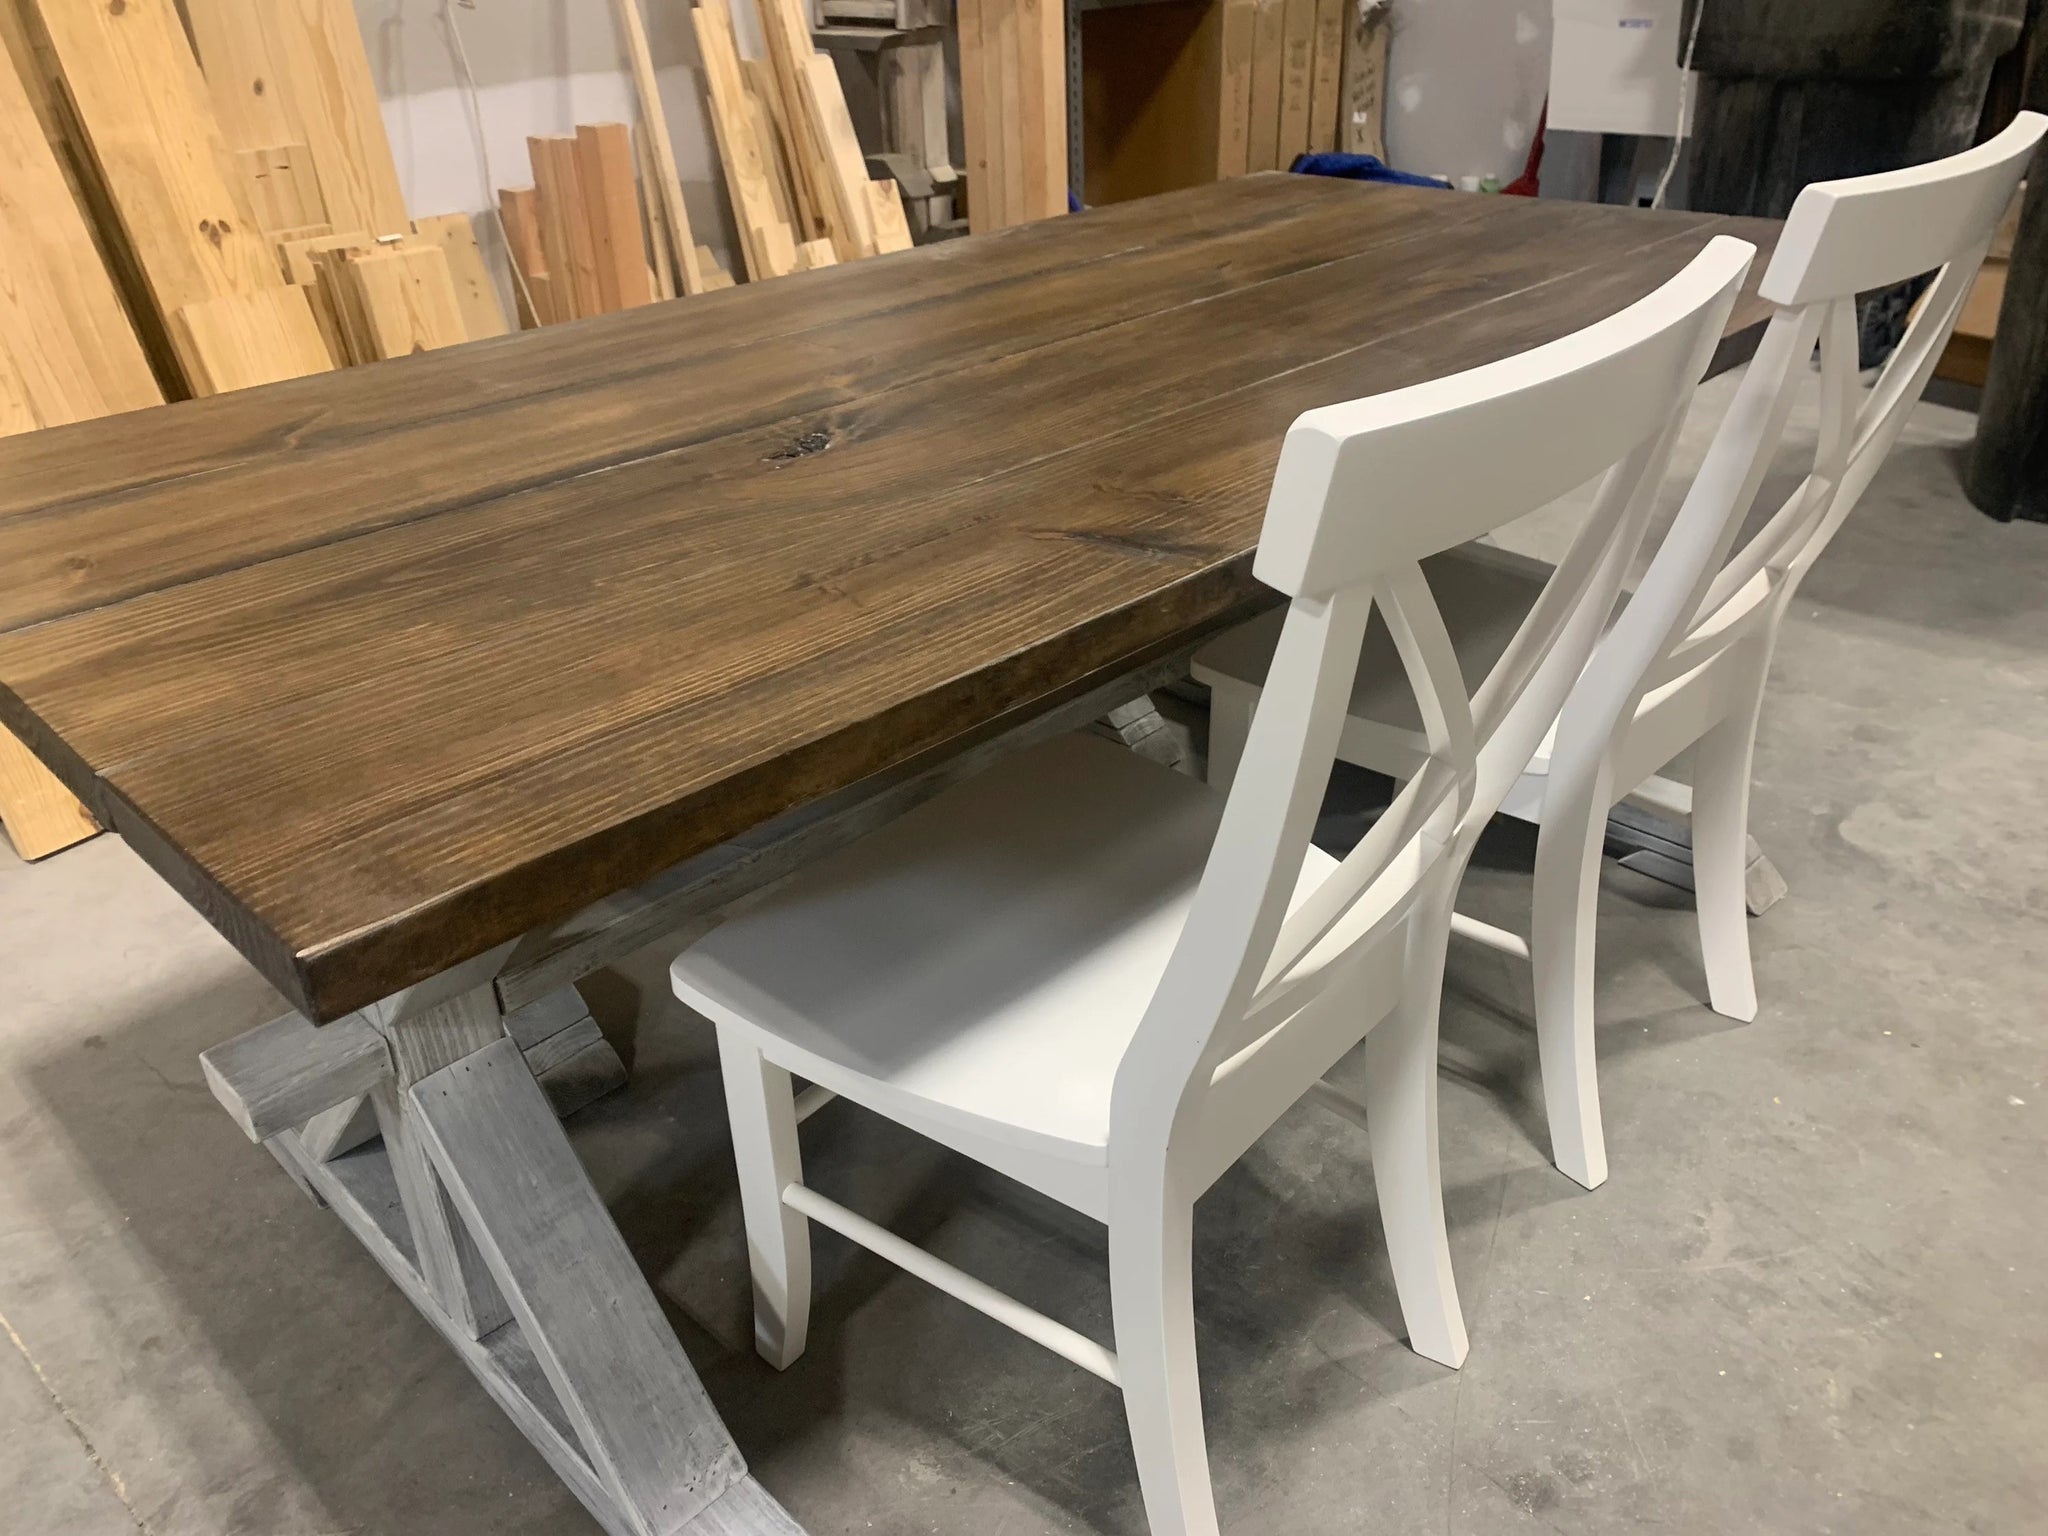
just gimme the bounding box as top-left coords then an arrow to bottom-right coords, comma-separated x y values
1,370 -> 2042,1534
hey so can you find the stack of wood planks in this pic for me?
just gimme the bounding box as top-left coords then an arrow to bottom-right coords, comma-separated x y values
958,0 -> 1068,233
694,0 -> 915,280
0,0 -> 502,401
504,121 -> 732,324
1217,0 -> 1389,177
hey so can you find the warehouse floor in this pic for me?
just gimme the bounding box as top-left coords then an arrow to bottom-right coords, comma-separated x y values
2,367 -> 2043,1536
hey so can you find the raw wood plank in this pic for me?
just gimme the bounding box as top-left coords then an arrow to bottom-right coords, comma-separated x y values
0,187 -> 1777,1021
335,244 -> 469,359
746,54 -> 816,243
957,0 -> 994,232
1277,0 -> 1316,166
632,124 -> 678,300
530,135 -> 603,320
282,229 -> 368,361
33,0 -> 282,339
804,47 -> 877,258
991,0 -> 1024,227
238,143 -> 325,232
1247,0 -> 1286,172
794,236 -> 837,269
199,1008 -> 390,1143
1341,1 -> 1391,160
694,0 -> 797,281
0,728 -> 96,860
575,123 -> 654,312
1216,0 -> 1257,178
182,0 -> 297,151
865,179 -> 913,253
607,0 -> 704,294
169,285 -> 334,394
1014,0 -> 1064,220
1307,0 -> 1345,155
412,212 -> 510,340
497,186 -> 553,325
261,0 -> 409,237
696,246 -> 736,289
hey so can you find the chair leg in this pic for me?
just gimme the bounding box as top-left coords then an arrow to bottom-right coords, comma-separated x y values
1689,684 -> 1765,1024
1204,687 -> 1254,790
717,1029 -> 812,1370
1362,913 -> 1470,1368
1109,1187 -> 1220,1536
1530,774 -> 1611,1191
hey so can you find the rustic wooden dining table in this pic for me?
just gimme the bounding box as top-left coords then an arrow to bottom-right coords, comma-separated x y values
0,174 -> 1775,1536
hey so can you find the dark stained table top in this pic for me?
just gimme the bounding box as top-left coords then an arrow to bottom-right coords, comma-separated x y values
0,175 -> 1778,1021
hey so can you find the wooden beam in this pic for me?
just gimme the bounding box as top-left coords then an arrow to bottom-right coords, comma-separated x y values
1277,0 -> 1315,166
1248,0 -> 1286,172
607,0 -> 704,294
1016,0 -> 1066,220
0,728 -> 97,861
1216,0 -> 1257,178
1307,0 -> 1345,155
632,123 -> 678,300
497,186 -> 553,325
33,0 -> 282,351
865,178 -> 914,253
805,51 -> 878,256
575,123 -> 654,311
199,1008 -> 391,1143
412,212 -> 510,340
183,0 -> 297,151
168,285 -> 335,394
332,244 -> 470,360
694,0 -> 797,281
530,135 -> 602,319
261,0 -> 409,237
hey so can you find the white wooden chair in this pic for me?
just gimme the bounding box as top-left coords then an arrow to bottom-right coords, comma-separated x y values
671,238 -> 1752,1536
1197,113 -> 2047,1193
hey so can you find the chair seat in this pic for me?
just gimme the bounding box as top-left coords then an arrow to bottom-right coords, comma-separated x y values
672,732 -> 1336,1168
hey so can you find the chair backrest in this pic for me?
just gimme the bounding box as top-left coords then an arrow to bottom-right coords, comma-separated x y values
1613,112 -> 2046,721
1109,237 -> 1756,1179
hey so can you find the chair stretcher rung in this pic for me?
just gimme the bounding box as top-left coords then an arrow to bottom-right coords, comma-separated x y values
1449,910 -> 1530,960
792,1084 -> 837,1123
780,1183 -> 1122,1386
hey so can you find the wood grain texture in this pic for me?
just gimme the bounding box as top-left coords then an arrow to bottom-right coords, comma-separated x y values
412,212 -> 511,340
260,0 -> 409,237
0,180 -> 1779,1020
169,285 -> 334,394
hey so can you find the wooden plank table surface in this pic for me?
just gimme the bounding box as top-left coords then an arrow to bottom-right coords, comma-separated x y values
0,175 -> 1775,1025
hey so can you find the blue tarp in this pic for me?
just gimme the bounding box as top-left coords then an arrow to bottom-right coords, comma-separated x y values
1289,153 -> 1452,191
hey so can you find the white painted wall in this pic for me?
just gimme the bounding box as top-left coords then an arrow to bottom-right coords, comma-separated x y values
353,0 -> 753,278
1380,0 -> 1553,187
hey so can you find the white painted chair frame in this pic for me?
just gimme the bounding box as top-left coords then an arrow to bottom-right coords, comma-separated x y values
676,239 -> 1753,1536
1203,113 -> 2046,1193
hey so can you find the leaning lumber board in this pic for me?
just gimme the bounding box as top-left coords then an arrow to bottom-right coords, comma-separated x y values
238,143 -> 326,232
805,50 -> 877,257
864,178 -> 913,253
1215,0 -> 1256,179
335,243 -> 468,359
694,0 -> 796,281
632,123 -> 679,299
574,123 -> 653,311
744,54 -> 816,243
199,1008 -> 390,1144
261,0 -> 409,237
607,0 -> 704,294
1307,0 -> 1344,154
183,0 -> 297,152
530,134 -> 603,319
412,212 -> 510,339
1277,0 -> 1315,165
990,0 -> 1024,226
497,185 -> 553,324
1015,0 -> 1065,220
1340,0 -> 1390,160
757,0 -> 860,255
32,0 -> 282,347
695,247 -> 736,289
168,285 -> 334,394
793,237 -> 836,270
957,0 -> 993,232
0,728 -> 97,860
1247,0 -> 1285,171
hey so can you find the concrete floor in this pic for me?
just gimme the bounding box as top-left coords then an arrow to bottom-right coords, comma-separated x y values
2,368 -> 2043,1536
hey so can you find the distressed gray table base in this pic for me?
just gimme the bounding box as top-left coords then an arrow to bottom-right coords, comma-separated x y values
199,644 -> 1213,1536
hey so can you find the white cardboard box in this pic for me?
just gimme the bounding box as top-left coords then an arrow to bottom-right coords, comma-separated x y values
1550,0 -> 1691,137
